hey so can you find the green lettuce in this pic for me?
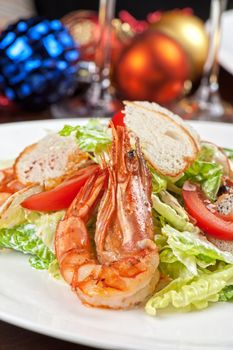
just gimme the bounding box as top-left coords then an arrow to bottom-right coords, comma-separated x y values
0,224 -> 55,270
0,193 -> 64,253
176,160 -> 222,201
0,202 -> 64,275
0,188 -> 42,229
219,285 -> 233,302
176,144 -> 224,201
48,259 -> 61,279
146,264 -> 233,315
160,225 -> 233,275
59,119 -> 112,155
149,165 -> 167,193
147,224 -> 233,315
28,211 -> 65,252
152,193 -> 195,232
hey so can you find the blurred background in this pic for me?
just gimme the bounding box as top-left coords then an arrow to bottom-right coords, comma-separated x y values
0,0 -> 232,121
34,0 -> 233,20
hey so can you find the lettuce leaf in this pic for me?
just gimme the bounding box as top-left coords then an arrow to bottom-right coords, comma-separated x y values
146,264 -> 233,315
0,194 -> 64,253
0,187 -> 42,229
219,285 -> 233,301
176,143 -> 225,201
149,224 -> 233,315
59,119 -> 112,155
161,225 -> 233,275
28,211 -> 64,252
152,193 -> 195,232
0,224 -> 55,270
48,259 -> 62,279
148,165 -> 167,193
0,189 -> 64,274
176,160 -> 222,201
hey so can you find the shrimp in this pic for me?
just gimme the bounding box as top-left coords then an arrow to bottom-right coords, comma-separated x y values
55,126 -> 159,309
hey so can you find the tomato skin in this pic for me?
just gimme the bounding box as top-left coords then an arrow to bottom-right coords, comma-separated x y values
111,111 -> 125,127
22,165 -> 99,212
182,182 -> 233,240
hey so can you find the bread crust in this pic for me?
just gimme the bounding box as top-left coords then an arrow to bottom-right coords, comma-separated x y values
129,101 -> 201,152
124,101 -> 200,178
14,134 -> 90,188
14,143 -> 37,185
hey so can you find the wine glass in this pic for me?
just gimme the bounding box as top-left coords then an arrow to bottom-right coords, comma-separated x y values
172,0 -> 233,122
51,0 -> 120,118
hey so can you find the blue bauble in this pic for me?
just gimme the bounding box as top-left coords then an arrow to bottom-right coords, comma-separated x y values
0,17 -> 79,109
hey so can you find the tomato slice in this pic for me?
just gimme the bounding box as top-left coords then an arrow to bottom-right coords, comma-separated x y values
22,165 -> 99,212
182,182 -> 233,240
111,111 -> 125,127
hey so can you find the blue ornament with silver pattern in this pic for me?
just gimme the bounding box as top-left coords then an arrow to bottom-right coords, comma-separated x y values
0,17 -> 79,109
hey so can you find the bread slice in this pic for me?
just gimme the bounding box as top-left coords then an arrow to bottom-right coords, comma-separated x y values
14,133 -> 90,188
124,101 -> 201,178
207,236 -> 233,254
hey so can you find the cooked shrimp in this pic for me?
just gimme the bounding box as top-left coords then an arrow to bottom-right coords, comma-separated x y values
55,126 -> 159,309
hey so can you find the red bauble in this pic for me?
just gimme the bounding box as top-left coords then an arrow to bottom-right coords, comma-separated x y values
62,10 -> 124,63
0,93 -> 17,112
113,30 -> 190,104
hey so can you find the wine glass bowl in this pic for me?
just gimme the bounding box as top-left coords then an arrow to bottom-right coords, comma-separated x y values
51,0 -> 120,118
172,0 -> 233,122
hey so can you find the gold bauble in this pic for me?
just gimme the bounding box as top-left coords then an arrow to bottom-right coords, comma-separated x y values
151,11 -> 209,80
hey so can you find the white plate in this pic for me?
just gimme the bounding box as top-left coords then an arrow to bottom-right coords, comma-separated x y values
0,119 -> 233,350
220,10 -> 233,74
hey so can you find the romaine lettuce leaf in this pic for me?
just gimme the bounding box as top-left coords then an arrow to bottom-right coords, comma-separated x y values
146,264 -> 233,315
176,143 -> 226,201
0,224 -> 55,270
148,165 -> 167,193
152,194 -> 195,232
150,224 -> 233,315
59,119 -> 112,155
198,144 -> 215,161
161,225 -> 233,275
0,186 -> 42,229
176,160 -> 222,201
159,252 -> 191,280
28,211 -> 64,252
219,285 -> 233,301
0,192 -> 64,253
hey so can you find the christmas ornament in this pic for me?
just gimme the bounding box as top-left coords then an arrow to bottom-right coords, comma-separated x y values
61,11 -> 99,61
0,92 -> 16,112
150,10 -> 208,80
113,30 -> 190,104
62,10 -> 126,64
0,17 -> 79,109
118,10 -> 149,34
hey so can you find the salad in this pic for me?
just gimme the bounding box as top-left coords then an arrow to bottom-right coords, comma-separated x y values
1,101 -> 233,315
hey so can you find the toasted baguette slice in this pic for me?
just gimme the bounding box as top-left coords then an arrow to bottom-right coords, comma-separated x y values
15,133 -> 89,188
124,101 -> 201,178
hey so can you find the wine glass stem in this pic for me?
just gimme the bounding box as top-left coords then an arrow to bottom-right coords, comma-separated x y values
201,0 -> 227,92
95,0 -> 116,89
